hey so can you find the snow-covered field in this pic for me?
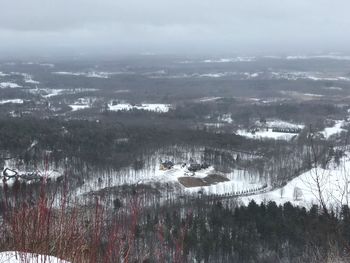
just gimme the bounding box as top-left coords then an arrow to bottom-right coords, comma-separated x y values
197,97 -> 222,102
108,103 -> 172,113
69,104 -> 90,111
144,68 -> 350,82
236,128 -> 298,141
0,251 -> 69,263
321,120 -> 347,139
75,152 -> 265,198
53,71 -> 127,79
68,98 -> 95,111
28,88 -> 98,98
286,54 -> 350,61
265,120 -> 304,129
218,114 -> 233,124
0,82 -> 22,88
0,159 -> 63,187
0,99 -> 24,105
0,71 -> 9,77
0,72 -> 40,85
203,57 -> 256,63
236,120 -> 304,141
183,168 -> 265,195
53,71 -> 109,78
241,150 -> 350,208
22,73 -> 40,84
271,71 -> 350,82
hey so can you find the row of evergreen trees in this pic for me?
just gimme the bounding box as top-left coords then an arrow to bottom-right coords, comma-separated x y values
141,200 -> 350,262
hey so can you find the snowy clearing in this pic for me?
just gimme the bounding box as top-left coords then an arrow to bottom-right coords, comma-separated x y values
53,71 -> 121,79
286,55 -> 350,61
108,103 -> 172,113
75,158 -> 265,198
265,120 -> 304,129
0,71 -> 9,77
271,71 -> 350,82
0,82 -> 22,88
219,114 -> 233,124
203,57 -> 256,63
0,159 -> 64,187
69,104 -> 90,111
197,97 -> 222,102
0,99 -> 24,105
28,88 -> 98,98
236,129 -> 298,141
321,120 -> 347,139
68,98 -> 94,111
23,73 -> 40,84
241,150 -> 350,208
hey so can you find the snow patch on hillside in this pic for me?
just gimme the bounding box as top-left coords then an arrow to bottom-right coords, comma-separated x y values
53,71 -> 124,79
321,120 -> 347,139
23,73 -> 40,84
203,57 -> 256,63
69,104 -> 90,111
0,99 -> 24,105
0,71 -> 9,77
69,98 -> 95,111
241,151 -> 350,208
197,97 -> 222,102
0,82 -> 22,88
286,55 -> 350,61
266,120 -> 304,129
236,129 -> 298,141
108,103 -> 172,113
28,88 -> 98,98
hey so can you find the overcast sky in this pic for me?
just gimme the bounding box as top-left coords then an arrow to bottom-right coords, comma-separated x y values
1,0 -> 349,57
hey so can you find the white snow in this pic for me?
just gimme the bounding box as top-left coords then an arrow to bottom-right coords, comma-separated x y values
42,89 -> 65,98
108,103 -> 172,113
286,55 -> 350,61
203,57 -> 256,63
0,99 -> 24,105
69,104 -> 90,111
265,120 -> 304,129
197,97 -> 222,102
219,114 -> 233,124
321,120 -> 347,139
0,159 -> 64,187
236,129 -> 298,141
53,71 -> 119,79
0,71 -> 9,77
303,93 -> 324,97
184,169 -> 264,196
53,71 -> 84,77
28,88 -> 98,98
0,251 -> 70,263
270,71 -> 350,82
23,74 -> 40,84
236,119 -> 304,141
324,87 -> 343,91
39,63 -> 55,68
0,82 -> 22,88
198,73 -> 227,78
75,160 -> 265,198
240,150 -> 350,209
68,98 -> 95,111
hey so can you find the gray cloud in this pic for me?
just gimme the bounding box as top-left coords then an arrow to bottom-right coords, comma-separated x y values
0,0 -> 349,57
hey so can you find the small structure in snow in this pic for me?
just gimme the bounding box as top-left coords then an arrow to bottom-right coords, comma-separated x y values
160,160 -> 174,170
